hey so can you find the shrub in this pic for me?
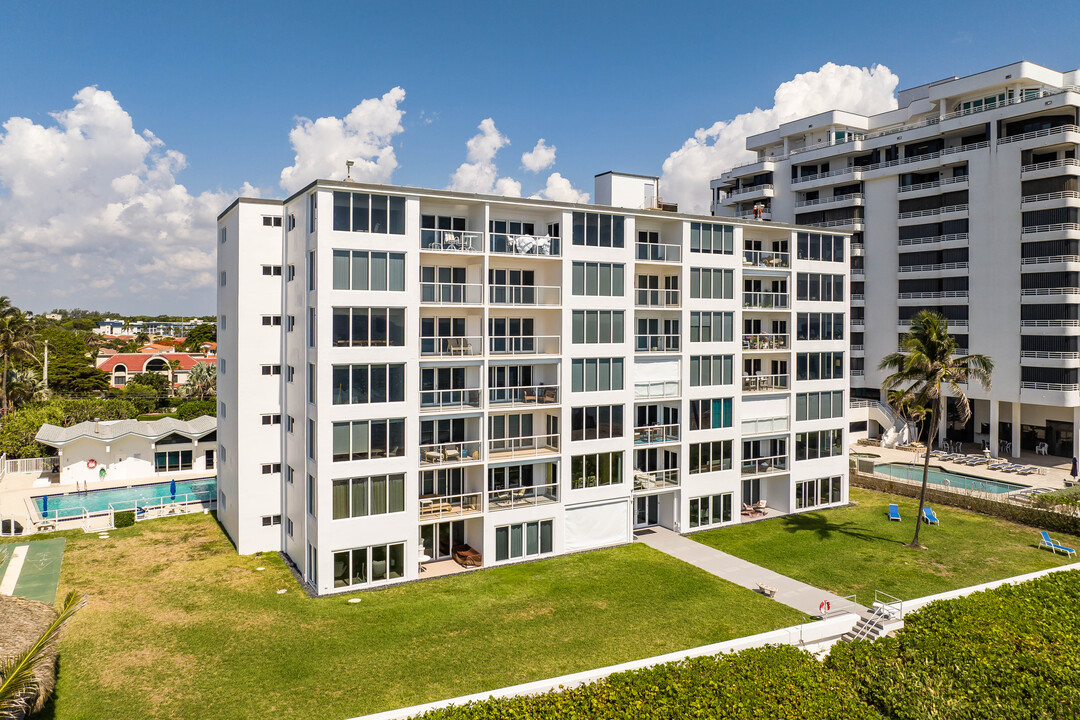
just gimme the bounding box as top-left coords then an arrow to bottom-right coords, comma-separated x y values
176,400 -> 217,421
114,511 -> 135,528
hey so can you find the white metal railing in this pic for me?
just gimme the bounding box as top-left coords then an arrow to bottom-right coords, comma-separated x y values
488,385 -> 559,407
727,184 -> 774,196
851,270 -> 866,279
851,293 -> 865,302
420,282 -> 484,305
1023,158 -> 1080,173
743,250 -> 790,268
1021,191 -> 1080,204
488,234 -> 560,256
822,594 -> 859,619
743,291 -> 789,309
635,334 -> 681,353
1021,255 -> 1080,266
851,318 -> 866,327
635,242 -> 683,263
898,176 -> 969,193
850,242 -> 865,254
852,370 -> 866,377
899,318 -> 968,327
790,134 -> 864,156
418,492 -> 482,520
741,416 -> 789,435
1020,287 -> 1080,296
420,336 -> 483,357
742,374 -> 789,392
851,344 -> 865,352
108,491 -> 215,522
898,204 -> 968,219
1021,381 -> 1080,391
897,262 -> 969,272
1020,319 -> 1080,327
420,229 -> 484,253
488,433 -> 559,459
874,590 -> 904,620
419,388 -> 483,411
487,482 -> 559,510
727,154 -> 785,172
861,141 -> 991,174
795,193 -> 864,208
634,381 -> 680,399
999,124 -> 1080,145
2,456 -> 59,475
635,288 -> 681,307
735,211 -> 773,221
743,333 -> 789,350
633,468 -> 680,491
35,506 -> 89,529
804,218 -> 864,229
899,232 -> 970,247
419,441 -> 483,465
488,335 -> 561,355
488,285 -> 561,306
634,424 -> 680,445
898,290 -> 969,299
1021,223 -> 1080,234
741,455 -> 789,476
791,166 -> 860,184
1021,350 -> 1080,359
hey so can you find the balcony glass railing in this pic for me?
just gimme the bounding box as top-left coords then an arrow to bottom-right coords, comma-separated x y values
635,243 -> 682,263
635,334 -> 681,352
488,385 -> 560,407
743,292 -> 789,309
488,335 -> 561,355
633,468 -> 680,491
635,288 -> 681,307
419,441 -> 482,466
420,283 -> 484,305
489,234 -> 561,256
742,374 -> 789,392
487,482 -> 559,511
420,336 -> 483,357
488,285 -> 562,305
488,433 -> 560,460
418,492 -> 482,520
420,229 -> 484,253
633,424 -> 680,445
741,455 -> 789,476
419,388 -> 483,411
742,250 -> 790,268
742,333 -> 789,350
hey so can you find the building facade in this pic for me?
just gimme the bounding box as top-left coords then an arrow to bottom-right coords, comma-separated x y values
217,174 -> 850,593
712,61 -> 1080,459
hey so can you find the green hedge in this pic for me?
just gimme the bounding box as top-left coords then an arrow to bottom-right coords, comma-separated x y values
1034,485 -> 1080,511
114,511 -> 135,528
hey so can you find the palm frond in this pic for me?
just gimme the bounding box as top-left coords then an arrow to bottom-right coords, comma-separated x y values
0,591 -> 86,715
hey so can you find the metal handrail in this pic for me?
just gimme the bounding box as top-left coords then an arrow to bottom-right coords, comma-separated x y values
795,193 -> 864,208
487,433 -> 559,459
898,204 -> 968,219
898,233 -> 969,247
635,288 -> 681,307
420,282 -> 484,305
488,285 -> 562,305
1020,255 -> 1080,266
488,335 -> 561,355
804,218 -> 864,229
1021,190 -> 1080,204
419,388 -> 483,411
898,176 -> 968,193
421,336 -> 483,357
727,184 -> 774,196
635,334 -> 681,352
633,424 -> 680,445
420,229 -> 484,252
488,385 -> 560,406
635,242 -> 682,263
488,234 -> 560,256
897,262 -> 969,272
822,594 -> 858,619
999,124 -> 1080,145
1022,158 -> 1080,173
419,441 -> 483,465
1020,287 -> 1080,296
487,482 -> 559,510
743,333 -> 789,350
1021,381 -> 1080,391
1020,319 -> 1080,327
874,590 -> 904,619
742,291 -> 789,309
742,250 -> 790,268
741,455 -> 789,476
633,468 -> 680,491
898,290 -> 969,299
418,492 -> 483,520
742,374 -> 790,392
1021,223 -> 1080,234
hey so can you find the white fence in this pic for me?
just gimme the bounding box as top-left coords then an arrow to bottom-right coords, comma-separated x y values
1,455 -> 59,477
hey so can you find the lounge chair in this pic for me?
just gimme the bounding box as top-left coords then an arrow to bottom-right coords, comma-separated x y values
1017,466 -> 1038,475
988,461 -> 1010,470
922,506 -> 940,525
1001,464 -> 1024,473
888,504 -> 901,521
1039,531 -> 1076,557
451,544 -> 482,567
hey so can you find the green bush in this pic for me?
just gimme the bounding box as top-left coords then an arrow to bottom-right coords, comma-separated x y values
114,511 -> 135,528
175,400 -> 217,421
1034,484 -> 1080,511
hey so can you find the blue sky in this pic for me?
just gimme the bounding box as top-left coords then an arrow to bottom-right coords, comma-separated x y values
0,0 -> 1077,314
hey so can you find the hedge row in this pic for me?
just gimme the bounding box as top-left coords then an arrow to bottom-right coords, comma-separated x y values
851,471 -> 1080,536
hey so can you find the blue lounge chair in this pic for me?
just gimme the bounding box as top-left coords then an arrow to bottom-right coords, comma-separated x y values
1039,531 -> 1076,558
888,504 -> 901,522
922,506 -> 940,524
1017,466 -> 1038,476
988,461 -> 1010,470
1002,464 -> 1024,473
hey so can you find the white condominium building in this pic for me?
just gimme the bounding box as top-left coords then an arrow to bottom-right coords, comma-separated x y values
217,172 -> 849,594
712,61 -> 1080,460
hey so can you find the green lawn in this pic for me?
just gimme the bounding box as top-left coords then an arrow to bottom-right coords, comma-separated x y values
691,487 -> 1080,603
7,514 -> 804,720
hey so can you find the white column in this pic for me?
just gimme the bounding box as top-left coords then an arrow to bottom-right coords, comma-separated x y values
989,400 -> 999,456
1012,403 -> 1022,459
937,403 -> 947,448
1073,406 -> 1080,460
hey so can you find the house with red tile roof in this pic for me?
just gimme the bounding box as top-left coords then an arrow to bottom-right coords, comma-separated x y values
95,352 -> 216,388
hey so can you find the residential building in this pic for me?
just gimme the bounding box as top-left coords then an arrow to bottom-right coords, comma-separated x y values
217,173 -> 850,593
712,61 -> 1080,458
95,352 -> 216,389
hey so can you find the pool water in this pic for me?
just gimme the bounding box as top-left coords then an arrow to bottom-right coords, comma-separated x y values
875,463 -> 1026,494
33,477 -> 217,516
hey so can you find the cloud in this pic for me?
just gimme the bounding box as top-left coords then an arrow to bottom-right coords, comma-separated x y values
521,138 -> 556,173
449,118 -> 520,195
280,87 -> 406,193
531,172 -> 590,204
660,62 -> 900,213
0,86 -> 237,314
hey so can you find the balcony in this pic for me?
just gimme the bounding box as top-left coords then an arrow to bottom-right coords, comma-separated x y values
634,380 -> 680,399
487,482 -> 559,511
742,333 -> 789,351
741,455 -> 789,477
636,242 -> 683,263
1021,223 -> 1080,235
742,250 -> 790,269
488,234 -> 561,257
742,374 -> 789,393
898,176 -> 968,193
635,288 -> 681,308
1021,191 -> 1080,204
419,388 -> 483,412
419,441 -> 483,466
488,385 -> 560,407
419,492 -> 483,521
998,124 -> 1080,145
898,204 -> 968,220
1020,287 -> 1080,297
488,433 -> 559,461
420,336 -> 483,357
488,335 -> 561,356
897,262 -> 969,273
743,292 -> 789,310
898,233 -> 969,247
633,424 -> 680,445
726,184 -> 774,197
794,192 -> 864,208
635,334 -> 681,353
633,468 -> 680,492
488,285 -> 562,306
420,282 -> 484,305
420,229 -> 484,253
735,211 -> 773,221
1022,158 -> 1080,174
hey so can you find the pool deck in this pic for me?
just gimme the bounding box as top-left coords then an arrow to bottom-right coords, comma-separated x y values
853,443 -> 1075,491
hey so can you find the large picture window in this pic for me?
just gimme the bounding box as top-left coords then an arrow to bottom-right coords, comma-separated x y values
333,542 -> 406,588
571,358 -> 625,392
689,398 -> 733,430
332,474 -> 406,519
572,311 -> 624,344
332,250 -> 406,291
332,192 -> 406,234
690,222 -> 734,254
796,232 -> 845,262
689,355 -> 734,386
796,352 -> 845,380
572,211 -> 625,247
331,419 -> 406,462
154,450 -> 193,472
690,312 -> 734,342
795,429 -> 844,460
571,404 -> 624,441
571,262 -> 625,297
570,452 -> 624,488
331,364 -> 406,404
796,391 -> 845,421
331,307 -> 406,347
795,476 -> 843,509
690,268 -> 734,299
689,493 -> 733,528
688,440 -> 732,474
495,520 -> 554,561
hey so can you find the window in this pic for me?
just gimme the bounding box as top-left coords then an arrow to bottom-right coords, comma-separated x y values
333,542 -> 405,588
795,429 -> 844,460
219,228 -> 226,244
287,518 -> 293,536
262,265 -> 283,276
331,307 -> 406,347
220,359 -> 226,375
308,250 -> 316,291
307,474 -> 316,515
332,364 -> 406,404
331,191 -> 406,234
287,315 -> 295,332
689,268 -> 734,299
261,315 -> 282,326
308,307 -> 316,348
219,271 -> 226,287
261,364 -> 281,376
571,358 -> 625,392
261,414 -> 281,426
689,493 -> 733,528
796,476 -> 843,509
332,474 -> 406,519
688,440 -> 732,474
796,233 -> 845,262
307,363 -> 315,404
262,215 -> 283,227
570,452 -> 624,488
796,352 -> 845,380
261,515 -> 282,526
331,419 -> 406,462
690,222 -> 734,254
332,250 -> 406,291
308,192 -> 317,233
219,315 -> 226,331
307,420 -> 315,460
796,313 -> 845,341
690,312 -> 734,342
421,214 -> 469,249
689,398 -> 733,430
287,466 -> 294,484
287,416 -> 295,433
571,404 -> 624,441
571,310 -> 624,344
495,520 -> 554,561
571,262 -> 625,296
154,450 -> 193,472
287,366 -> 295,383
571,211 -> 625,247
287,265 -> 295,281
288,214 -> 295,231
690,355 -> 734,386
261,463 -> 281,474
796,391 -> 845,421
796,273 -> 845,302
219,402 -> 226,418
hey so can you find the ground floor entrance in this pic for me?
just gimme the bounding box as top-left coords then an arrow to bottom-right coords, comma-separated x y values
634,495 -> 658,528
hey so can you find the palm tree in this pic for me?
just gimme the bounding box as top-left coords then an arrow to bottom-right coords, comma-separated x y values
6,367 -> 50,408
0,309 -> 38,415
879,311 -> 993,549
181,361 -> 217,400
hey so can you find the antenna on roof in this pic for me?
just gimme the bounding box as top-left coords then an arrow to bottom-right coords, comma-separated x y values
345,160 -> 354,181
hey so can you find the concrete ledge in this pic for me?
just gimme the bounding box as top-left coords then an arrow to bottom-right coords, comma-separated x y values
900,562 -> 1079,617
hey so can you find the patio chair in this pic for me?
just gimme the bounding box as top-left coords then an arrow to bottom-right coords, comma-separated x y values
921,506 -> 940,525
1039,531 -> 1076,557
1002,464 -> 1024,473
988,460 -> 1010,470
888,504 -> 901,521
1017,466 -> 1038,475
451,543 -> 482,567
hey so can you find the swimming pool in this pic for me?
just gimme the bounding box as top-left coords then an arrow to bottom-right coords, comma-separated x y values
875,463 -> 1026,494
33,477 -> 217,517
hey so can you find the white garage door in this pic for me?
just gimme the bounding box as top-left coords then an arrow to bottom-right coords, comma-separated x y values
564,500 -> 630,552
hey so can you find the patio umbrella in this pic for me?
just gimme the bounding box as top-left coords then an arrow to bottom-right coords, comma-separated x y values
170,479 -> 177,501
1072,457 -> 1078,482
42,494 -> 48,518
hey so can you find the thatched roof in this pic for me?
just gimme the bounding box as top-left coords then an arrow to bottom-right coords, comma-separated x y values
0,594 -> 59,717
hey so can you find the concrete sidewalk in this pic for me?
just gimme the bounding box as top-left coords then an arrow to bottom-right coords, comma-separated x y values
635,527 -> 864,616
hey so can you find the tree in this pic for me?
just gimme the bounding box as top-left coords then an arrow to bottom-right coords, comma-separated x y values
181,323 -> 216,352
879,311 -> 993,549
5,368 -> 49,409
181,361 -> 216,400
176,399 -> 217,420
127,371 -> 171,394
0,305 -> 39,415
47,356 -> 110,396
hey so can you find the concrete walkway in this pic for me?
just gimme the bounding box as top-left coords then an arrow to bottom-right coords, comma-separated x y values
635,527 -> 865,617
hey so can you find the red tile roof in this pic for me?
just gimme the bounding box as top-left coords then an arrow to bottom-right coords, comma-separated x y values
97,353 -> 216,372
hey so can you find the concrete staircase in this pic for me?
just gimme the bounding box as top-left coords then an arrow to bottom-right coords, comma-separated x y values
841,599 -> 905,643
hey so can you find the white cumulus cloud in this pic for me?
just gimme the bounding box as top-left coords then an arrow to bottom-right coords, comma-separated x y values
531,172 -> 590,204
0,86 -> 238,314
280,87 -> 406,193
660,63 -> 900,213
521,138 -> 556,173
449,118 -> 521,196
